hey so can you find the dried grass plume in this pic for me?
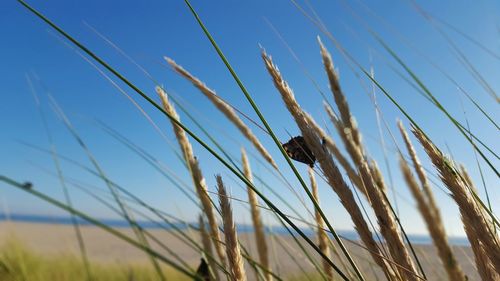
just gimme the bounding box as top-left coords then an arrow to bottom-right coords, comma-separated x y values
217,176 -> 247,281
165,57 -> 277,169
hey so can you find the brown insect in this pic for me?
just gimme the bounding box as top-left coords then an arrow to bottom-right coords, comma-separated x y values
195,258 -> 210,281
282,136 -> 316,167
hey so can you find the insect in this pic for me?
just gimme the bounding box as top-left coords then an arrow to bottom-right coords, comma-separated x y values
22,182 -> 33,190
195,258 -> 210,281
282,136 -> 316,167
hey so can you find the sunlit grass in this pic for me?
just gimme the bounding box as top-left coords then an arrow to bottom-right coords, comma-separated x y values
0,237 -> 189,281
1,1 -> 497,280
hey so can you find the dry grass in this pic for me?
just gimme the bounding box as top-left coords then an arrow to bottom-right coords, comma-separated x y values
241,148 -> 271,281
217,176 -> 247,281
83,40 -> 499,281
308,167 -> 333,281
341,122 -> 418,281
318,42 -> 419,280
118,43 -> 498,281
165,57 -> 278,169
156,87 -> 227,269
398,121 -> 467,281
412,126 -> 500,276
307,110 -> 364,194
318,37 -> 363,152
369,160 -> 388,194
399,157 -> 466,281
14,11 -> 496,280
262,49 -> 399,281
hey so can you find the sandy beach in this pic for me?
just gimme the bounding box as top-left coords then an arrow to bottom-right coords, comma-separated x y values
0,222 -> 479,280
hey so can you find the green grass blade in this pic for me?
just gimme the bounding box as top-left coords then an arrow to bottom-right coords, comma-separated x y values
70,181 -> 194,271
289,3 -> 429,277
418,9 -> 499,102
48,97 -> 166,280
0,175 -> 201,280
96,121 -> 201,206
26,74 -> 93,281
100,122 -> 276,279
79,27 -> 315,225
17,2 -> 353,279
306,18 -> 500,229
344,0 -> 499,130
170,96 -> 314,223
462,112 -> 495,233
375,38 -> 499,178
432,14 -> 500,61
25,142 -> 231,277
181,1 -> 363,279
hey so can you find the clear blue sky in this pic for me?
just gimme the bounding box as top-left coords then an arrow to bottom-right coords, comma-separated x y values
1,0 -> 498,236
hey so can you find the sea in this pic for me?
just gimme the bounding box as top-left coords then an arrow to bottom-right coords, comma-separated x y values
0,213 -> 470,246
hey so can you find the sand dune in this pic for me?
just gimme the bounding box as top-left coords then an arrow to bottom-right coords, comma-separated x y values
0,222 -> 479,280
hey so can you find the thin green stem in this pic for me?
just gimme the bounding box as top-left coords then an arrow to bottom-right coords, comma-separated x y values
48,97 -> 166,280
182,1 -> 363,279
17,1 -> 351,279
376,37 -> 499,178
26,74 -> 93,281
0,175 -> 200,280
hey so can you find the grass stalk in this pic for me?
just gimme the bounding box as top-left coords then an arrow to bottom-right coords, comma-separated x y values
262,50 -> 395,281
180,1 -> 363,279
399,157 -> 466,281
16,2 -> 371,279
308,168 -> 333,281
26,75 -> 92,280
67,181 -> 195,272
412,126 -> 500,271
319,56 -> 422,279
0,175 -> 200,280
48,97 -> 166,280
217,176 -> 247,281
241,148 -> 272,281
375,37 -> 499,178
157,87 -> 227,269
199,215 -> 221,281
165,58 -> 277,169
398,121 -> 466,281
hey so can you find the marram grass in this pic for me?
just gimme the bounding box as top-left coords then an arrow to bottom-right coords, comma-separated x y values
0,238 -> 189,281
3,1 -> 498,281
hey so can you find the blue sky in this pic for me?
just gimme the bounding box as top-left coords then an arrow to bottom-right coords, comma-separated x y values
1,0 -> 498,236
